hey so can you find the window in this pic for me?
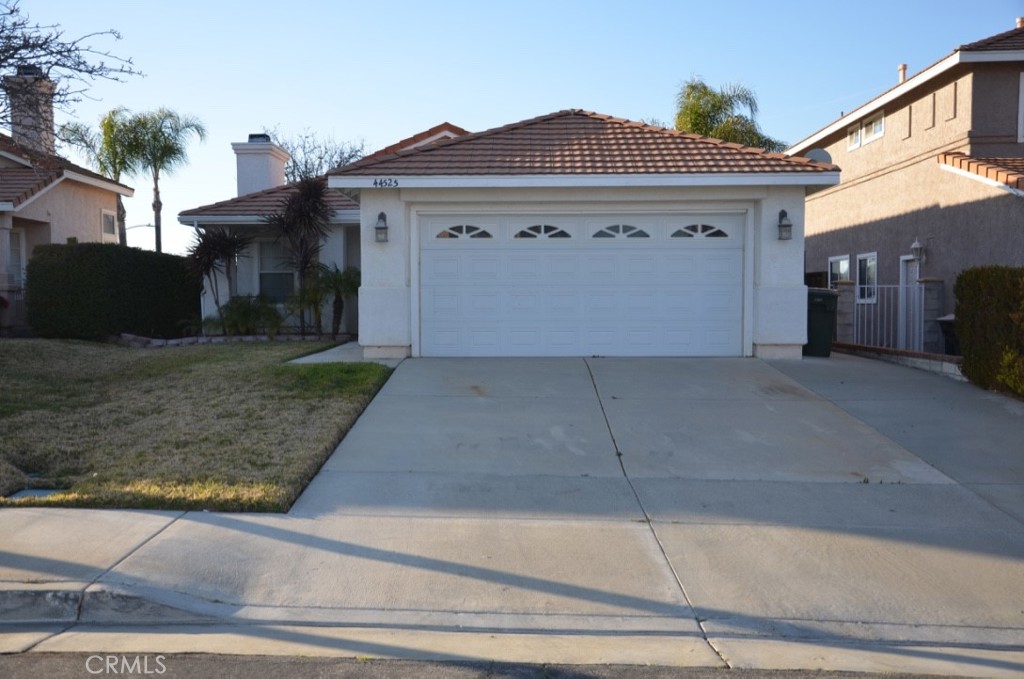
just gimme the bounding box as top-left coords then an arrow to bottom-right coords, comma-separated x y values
437,224 -> 492,239
259,241 -> 294,303
102,210 -> 116,236
514,224 -> 570,239
9,230 -> 24,287
592,224 -> 649,239
828,255 -> 849,287
862,112 -> 885,144
847,111 -> 885,150
856,253 -> 877,304
847,125 -> 862,150
671,224 -> 728,239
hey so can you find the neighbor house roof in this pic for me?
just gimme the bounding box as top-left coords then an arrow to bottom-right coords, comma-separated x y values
0,133 -> 133,209
179,177 -> 360,222
329,109 -> 837,186
787,22 -> 1024,155
938,152 -> 1024,197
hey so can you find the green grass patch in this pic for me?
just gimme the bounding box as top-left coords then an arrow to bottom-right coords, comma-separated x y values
0,340 -> 392,511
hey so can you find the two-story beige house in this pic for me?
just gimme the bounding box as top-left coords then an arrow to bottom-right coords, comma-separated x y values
788,19 -> 1024,353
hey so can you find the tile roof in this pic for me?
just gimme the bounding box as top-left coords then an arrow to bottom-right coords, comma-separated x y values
0,133 -> 132,207
359,122 -> 470,163
330,110 -> 838,177
179,177 -> 359,219
939,152 -> 1024,191
959,24 -> 1024,51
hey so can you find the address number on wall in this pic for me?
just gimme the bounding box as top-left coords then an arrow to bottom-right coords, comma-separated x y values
372,178 -> 399,188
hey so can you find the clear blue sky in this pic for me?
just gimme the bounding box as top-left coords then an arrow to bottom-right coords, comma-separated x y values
25,0 -> 1024,254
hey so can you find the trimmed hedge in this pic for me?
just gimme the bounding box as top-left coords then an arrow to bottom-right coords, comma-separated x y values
26,243 -> 201,340
954,266 -> 1024,396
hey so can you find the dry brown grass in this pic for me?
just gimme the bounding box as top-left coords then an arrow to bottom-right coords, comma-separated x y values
0,339 -> 391,511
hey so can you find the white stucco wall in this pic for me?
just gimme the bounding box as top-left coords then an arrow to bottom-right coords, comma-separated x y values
357,184 -> 813,358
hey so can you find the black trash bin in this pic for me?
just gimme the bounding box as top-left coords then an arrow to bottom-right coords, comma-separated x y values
936,314 -> 960,356
804,288 -> 839,357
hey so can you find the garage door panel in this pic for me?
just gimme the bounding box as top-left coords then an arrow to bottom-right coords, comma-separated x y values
420,214 -> 745,357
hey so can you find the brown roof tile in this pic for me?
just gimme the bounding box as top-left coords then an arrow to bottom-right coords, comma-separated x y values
330,110 -> 838,177
939,152 -> 1024,190
960,24 -> 1024,51
179,177 -> 359,218
0,133 -> 132,207
359,122 -> 470,163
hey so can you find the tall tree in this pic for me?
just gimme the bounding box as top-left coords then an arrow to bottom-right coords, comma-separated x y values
674,77 -> 785,152
267,127 -> 365,182
132,108 -> 206,253
59,107 -> 137,244
1,1 -> 138,134
264,178 -> 331,335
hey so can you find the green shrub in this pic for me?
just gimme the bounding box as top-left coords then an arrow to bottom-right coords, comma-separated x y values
954,266 -> 1024,395
26,243 -> 201,340
220,295 -> 283,337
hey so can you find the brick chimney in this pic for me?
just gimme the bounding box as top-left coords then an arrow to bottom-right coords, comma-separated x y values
898,63 -> 907,84
231,133 -> 290,196
2,65 -> 56,155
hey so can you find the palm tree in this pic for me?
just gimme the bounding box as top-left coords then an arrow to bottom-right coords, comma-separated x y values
59,107 -> 138,245
674,77 -> 786,152
320,265 -> 360,340
187,227 -> 253,329
132,108 -> 206,253
264,178 -> 332,334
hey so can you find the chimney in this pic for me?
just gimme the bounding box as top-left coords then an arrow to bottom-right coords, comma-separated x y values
1017,17 -> 1023,29
898,63 -> 907,84
230,133 -> 290,196
2,65 -> 56,155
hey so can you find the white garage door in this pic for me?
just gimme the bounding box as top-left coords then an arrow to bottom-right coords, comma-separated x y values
420,214 -> 745,357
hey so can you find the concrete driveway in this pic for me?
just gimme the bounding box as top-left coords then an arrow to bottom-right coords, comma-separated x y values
2,354 -> 1023,675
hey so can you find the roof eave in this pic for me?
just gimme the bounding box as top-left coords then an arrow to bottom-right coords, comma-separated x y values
63,170 -> 134,197
177,209 -> 361,226
327,173 -> 840,190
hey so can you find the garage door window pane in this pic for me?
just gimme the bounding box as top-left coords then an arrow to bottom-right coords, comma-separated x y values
515,224 -> 570,239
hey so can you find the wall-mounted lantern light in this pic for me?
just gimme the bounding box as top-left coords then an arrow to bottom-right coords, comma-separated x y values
374,212 -> 389,243
910,238 -> 926,263
777,210 -> 793,241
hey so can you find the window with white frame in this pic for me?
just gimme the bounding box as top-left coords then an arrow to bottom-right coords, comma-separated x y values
258,241 -> 294,303
847,111 -> 885,151
828,255 -> 850,287
856,253 -> 877,303
863,112 -> 885,144
101,210 -> 117,239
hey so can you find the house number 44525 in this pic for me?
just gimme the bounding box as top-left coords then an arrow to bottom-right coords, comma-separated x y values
372,178 -> 399,188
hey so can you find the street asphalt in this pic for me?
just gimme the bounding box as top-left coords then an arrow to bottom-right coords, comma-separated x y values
1,349 -> 1021,676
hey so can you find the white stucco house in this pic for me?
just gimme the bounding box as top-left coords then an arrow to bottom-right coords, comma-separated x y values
327,109 -> 839,359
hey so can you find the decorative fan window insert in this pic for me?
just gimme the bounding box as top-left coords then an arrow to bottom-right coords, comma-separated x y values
671,224 -> 728,238
514,224 -> 571,239
437,224 -> 492,239
593,224 -> 649,239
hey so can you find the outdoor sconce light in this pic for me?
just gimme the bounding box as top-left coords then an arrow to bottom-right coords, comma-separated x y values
910,238 -> 926,263
374,212 -> 389,243
777,210 -> 793,241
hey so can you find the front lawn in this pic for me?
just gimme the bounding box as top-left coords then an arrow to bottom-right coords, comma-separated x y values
0,340 -> 391,511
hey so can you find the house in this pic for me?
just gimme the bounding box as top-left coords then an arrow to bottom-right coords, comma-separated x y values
787,19 -> 1024,353
0,66 -> 134,334
177,123 -> 469,334
327,109 -> 838,359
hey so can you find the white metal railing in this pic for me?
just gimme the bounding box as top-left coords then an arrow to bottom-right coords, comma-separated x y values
853,284 -> 924,351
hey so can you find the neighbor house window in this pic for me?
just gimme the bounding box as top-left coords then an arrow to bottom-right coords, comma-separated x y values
101,210 -> 116,237
9,230 -> 24,287
862,112 -> 885,144
828,255 -> 850,287
856,253 -> 877,303
848,112 -> 885,150
258,241 -> 294,303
